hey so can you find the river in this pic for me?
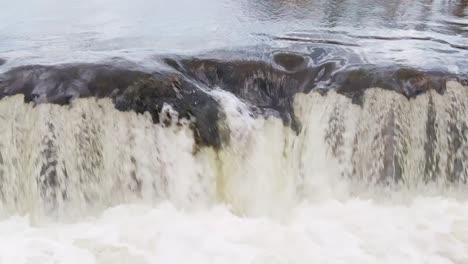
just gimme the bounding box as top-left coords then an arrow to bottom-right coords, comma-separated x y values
0,1 -> 467,263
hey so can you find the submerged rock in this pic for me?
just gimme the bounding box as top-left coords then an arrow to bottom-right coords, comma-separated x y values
331,66 -> 455,105
0,50 -> 460,149
0,64 -> 222,148
165,51 -> 345,133
113,73 -> 221,148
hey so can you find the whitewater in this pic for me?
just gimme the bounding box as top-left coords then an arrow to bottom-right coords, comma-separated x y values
0,80 -> 467,263
1,0 -> 468,262
2,200 -> 468,264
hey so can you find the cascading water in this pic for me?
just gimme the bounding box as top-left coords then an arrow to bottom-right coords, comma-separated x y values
1,0 -> 468,260
0,76 -> 467,262
1,79 -> 468,263
0,80 -> 466,215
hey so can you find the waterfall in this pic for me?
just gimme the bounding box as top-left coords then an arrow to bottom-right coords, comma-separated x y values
0,81 -> 466,218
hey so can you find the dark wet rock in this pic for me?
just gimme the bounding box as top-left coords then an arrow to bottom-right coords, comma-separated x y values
332,66 -> 452,104
168,56 -> 337,133
0,51 -> 463,149
0,64 -> 221,148
0,64 -> 146,104
272,52 -> 308,72
113,73 -> 221,148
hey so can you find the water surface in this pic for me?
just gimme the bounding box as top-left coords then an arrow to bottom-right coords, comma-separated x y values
0,0 -> 467,71
1,2 -> 468,264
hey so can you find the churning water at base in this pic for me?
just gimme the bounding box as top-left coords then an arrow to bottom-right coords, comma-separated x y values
2,200 -> 468,264
1,81 -> 468,263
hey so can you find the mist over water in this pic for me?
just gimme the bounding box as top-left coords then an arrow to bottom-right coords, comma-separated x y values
1,0 -> 468,263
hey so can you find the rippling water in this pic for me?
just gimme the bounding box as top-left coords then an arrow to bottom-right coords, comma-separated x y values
0,0 -> 467,69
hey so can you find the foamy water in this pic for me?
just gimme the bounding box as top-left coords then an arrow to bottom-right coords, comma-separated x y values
2,198 -> 468,264
0,82 -> 468,263
1,0 -> 467,261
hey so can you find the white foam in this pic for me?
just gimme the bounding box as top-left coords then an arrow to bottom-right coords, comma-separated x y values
2,198 -> 468,264
0,82 -> 468,263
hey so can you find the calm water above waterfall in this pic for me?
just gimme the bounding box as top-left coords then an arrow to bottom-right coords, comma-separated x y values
0,0 -> 467,70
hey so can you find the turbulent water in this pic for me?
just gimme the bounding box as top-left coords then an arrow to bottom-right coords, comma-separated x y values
1,0 -> 468,263
0,80 -> 467,263
3,200 -> 468,264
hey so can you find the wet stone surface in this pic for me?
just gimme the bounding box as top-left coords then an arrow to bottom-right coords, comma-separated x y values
0,50 -> 462,149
